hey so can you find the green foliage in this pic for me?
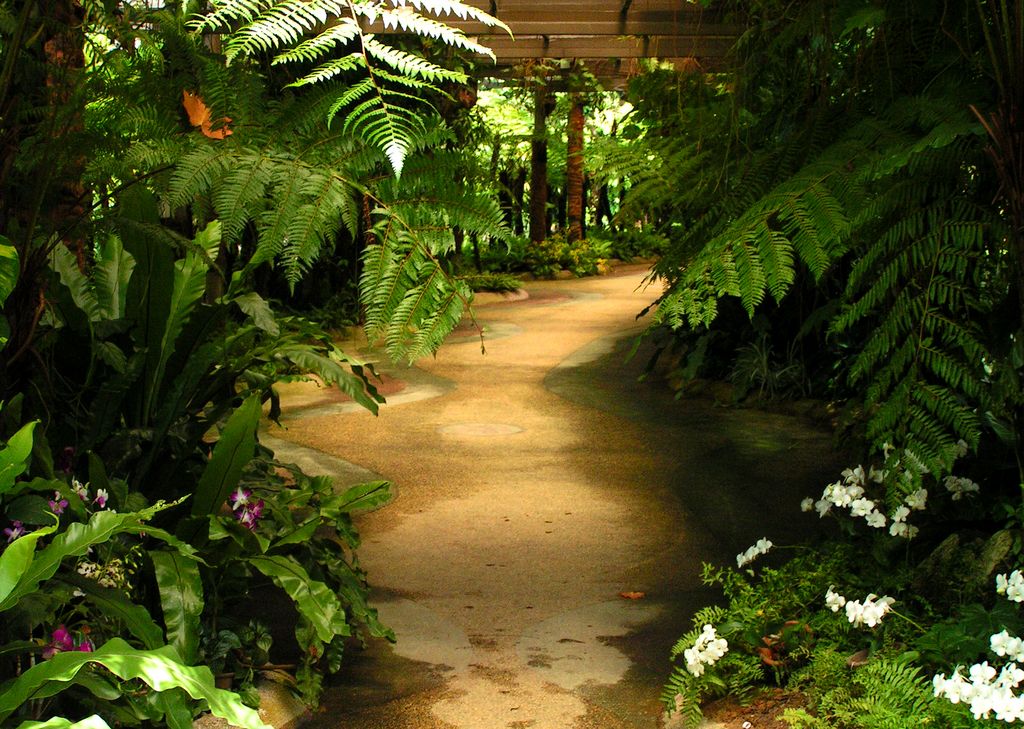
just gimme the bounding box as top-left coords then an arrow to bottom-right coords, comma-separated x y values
527,234 -> 605,278
196,0 -> 509,176
459,272 -> 522,293
784,652 -> 952,729
627,0 -> 1020,489
0,402 -> 263,729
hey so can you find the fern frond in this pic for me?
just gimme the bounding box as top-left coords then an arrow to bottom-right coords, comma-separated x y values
362,35 -> 463,83
221,0 -> 347,60
288,53 -> 365,88
272,18 -> 361,65
377,7 -> 496,59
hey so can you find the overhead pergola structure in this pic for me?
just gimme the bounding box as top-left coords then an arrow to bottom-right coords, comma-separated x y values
456,0 -> 741,88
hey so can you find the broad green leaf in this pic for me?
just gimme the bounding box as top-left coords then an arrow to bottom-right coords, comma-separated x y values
277,347 -> 380,414
151,550 -> 204,664
92,235 -> 136,320
270,517 -> 320,550
0,523 -> 57,605
68,576 -> 165,650
249,554 -> 348,644
0,502 -> 183,612
190,394 -> 260,518
158,688 -> 195,729
0,638 -> 271,729
51,245 -> 100,321
331,480 -> 391,514
0,238 -> 18,307
233,292 -> 280,336
0,420 -> 37,494
3,494 -> 53,524
17,715 -> 114,729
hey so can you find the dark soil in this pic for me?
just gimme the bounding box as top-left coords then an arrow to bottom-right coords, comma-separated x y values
701,688 -> 807,728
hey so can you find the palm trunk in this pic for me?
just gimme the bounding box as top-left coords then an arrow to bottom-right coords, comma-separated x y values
529,83 -> 550,245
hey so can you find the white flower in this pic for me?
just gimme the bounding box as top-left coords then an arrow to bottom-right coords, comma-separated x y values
946,475 -> 980,500
891,505 -> 910,523
843,593 -> 894,628
997,571 -> 1024,603
882,442 -> 895,460
850,498 -> 876,518
736,537 -> 773,568
864,510 -> 887,529
800,497 -> 814,512
889,521 -> 919,539
906,488 -> 928,510
955,439 -> 970,459
825,586 -> 846,613
842,465 -> 867,486
815,498 -> 832,517
72,478 -> 89,500
683,624 -> 728,676
991,631 -> 1024,662
869,466 -> 885,484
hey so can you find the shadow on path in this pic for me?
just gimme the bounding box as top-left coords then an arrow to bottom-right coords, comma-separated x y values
264,266 -> 843,729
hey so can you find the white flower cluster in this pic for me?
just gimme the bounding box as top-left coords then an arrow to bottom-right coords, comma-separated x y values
736,537 -> 773,568
945,475 -> 981,500
683,624 -> 728,677
77,558 -> 128,589
997,571 -> 1024,603
801,460 -> 929,539
992,631 -> 1024,662
824,586 -> 894,628
934,662 -> 1024,722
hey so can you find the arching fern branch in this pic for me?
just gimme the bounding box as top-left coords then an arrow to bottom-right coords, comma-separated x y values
194,0 -> 510,175
360,149 -> 511,360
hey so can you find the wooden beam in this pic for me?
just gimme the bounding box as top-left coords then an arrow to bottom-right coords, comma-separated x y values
470,34 -> 735,60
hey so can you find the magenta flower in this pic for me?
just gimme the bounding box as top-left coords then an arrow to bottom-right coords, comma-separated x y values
3,521 -> 26,543
49,491 -> 69,515
236,498 -> 265,530
93,489 -> 108,509
42,625 -> 76,659
229,487 -> 252,508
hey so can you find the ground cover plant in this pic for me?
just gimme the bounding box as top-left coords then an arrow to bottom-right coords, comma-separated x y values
637,0 -> 1024,726
0,0 -> 511,726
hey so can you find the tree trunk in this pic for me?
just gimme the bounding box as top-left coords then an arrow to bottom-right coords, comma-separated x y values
529,83 -> 550,245
512,168 -> 526,236
565,93 -> 585,244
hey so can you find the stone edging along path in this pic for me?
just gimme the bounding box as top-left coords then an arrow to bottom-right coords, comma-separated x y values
261,265 -> 843,729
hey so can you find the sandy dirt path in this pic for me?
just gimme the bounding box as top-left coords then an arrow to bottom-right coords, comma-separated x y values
264,265 -> 840,728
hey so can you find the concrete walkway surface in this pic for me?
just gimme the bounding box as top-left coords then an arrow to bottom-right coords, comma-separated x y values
263,265 -> 842,729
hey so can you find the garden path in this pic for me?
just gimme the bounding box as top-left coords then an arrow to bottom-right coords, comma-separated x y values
262,264 -> 842,729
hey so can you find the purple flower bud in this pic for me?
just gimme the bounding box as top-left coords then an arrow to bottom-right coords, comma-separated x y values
3,521 -> 26,543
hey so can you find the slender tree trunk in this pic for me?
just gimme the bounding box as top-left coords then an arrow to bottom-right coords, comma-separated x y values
566,92 -> 585,243
498,169 -> 514,229
529,82 -> 550,245
597,183 -> 613,229
512,168 -> 526,236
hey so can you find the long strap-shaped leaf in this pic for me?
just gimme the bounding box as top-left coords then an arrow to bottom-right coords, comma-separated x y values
0,638 -> 271,729
151,550 -> 205,665
190,394 -> 261,519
